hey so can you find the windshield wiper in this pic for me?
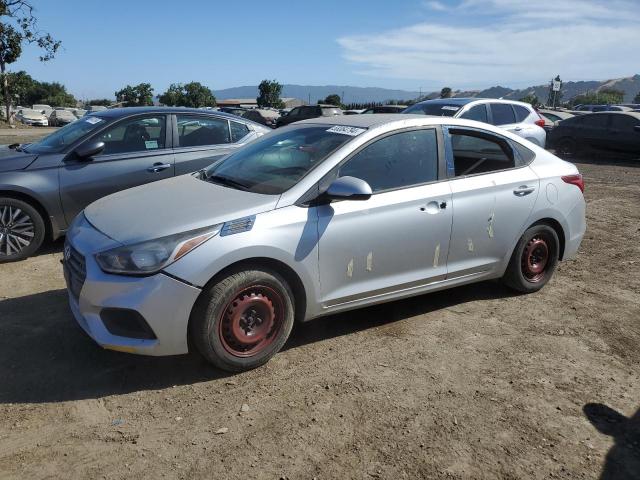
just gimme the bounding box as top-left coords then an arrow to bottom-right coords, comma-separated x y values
206,174 -> 250,191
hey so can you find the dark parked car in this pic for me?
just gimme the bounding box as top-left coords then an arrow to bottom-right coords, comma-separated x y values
276,104 -> 342,127
218,107 -> 249,117
361,105 -> 407,114
548,112 -> 640,156
243,108 -> 280,128
0,107 -> 269,262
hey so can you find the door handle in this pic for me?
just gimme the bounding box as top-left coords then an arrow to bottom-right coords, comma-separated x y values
513,185 -> 535,196
420,201 -> 447,213
148,162 -> 171,173
513,127 -> 523,131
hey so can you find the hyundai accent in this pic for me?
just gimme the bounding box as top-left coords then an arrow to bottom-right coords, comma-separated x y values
63,114 -> 586,372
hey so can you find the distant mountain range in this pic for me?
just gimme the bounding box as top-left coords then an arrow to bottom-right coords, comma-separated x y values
213,75 -> 640,104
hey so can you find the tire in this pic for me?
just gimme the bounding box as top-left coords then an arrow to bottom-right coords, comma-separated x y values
0,197 -> 46,263
502,224 -> 560,293
555,137 -> 577,157
190,268 -> 295,372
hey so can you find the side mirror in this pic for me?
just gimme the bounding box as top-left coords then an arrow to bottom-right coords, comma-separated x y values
324,176 -> 372,201
75,141 -> 105,160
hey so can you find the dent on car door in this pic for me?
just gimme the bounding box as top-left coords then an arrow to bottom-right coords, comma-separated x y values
59,114 -> 174,224
444,127 -> 539,278
173,115 -> 250,175
315,128 -> 452,308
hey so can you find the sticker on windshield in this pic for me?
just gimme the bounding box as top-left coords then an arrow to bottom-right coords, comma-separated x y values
84,116 -> 104,124
326,125 -> 366,136
441,106 -> 460,111
145,140 -> 159,149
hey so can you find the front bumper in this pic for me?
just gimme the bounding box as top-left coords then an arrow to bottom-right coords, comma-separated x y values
63,216 -> 202,356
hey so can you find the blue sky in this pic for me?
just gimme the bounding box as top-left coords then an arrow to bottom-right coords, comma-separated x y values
11,0 -> 640,99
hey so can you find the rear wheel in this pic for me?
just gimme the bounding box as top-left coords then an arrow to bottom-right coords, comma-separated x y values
0,197 -> 45,263
190,268 -> 295,372
555,137 -> 577,157
503,225 -> 559,293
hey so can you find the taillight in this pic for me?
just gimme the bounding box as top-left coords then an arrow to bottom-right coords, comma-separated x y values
562,174 -> 584,193
534,115 -> 546,128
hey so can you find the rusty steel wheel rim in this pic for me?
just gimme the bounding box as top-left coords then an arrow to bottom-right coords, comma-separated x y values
218,285 -> 284,357
521,235 -> 550,283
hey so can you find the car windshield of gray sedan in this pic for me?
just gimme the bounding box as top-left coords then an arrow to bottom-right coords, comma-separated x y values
403,103 -> 461,116
203,126 -> 358,194
22,116 -> 107,154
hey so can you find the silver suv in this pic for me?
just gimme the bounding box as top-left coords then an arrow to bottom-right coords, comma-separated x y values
404,98 -> 547,147
64,114 -> 585,372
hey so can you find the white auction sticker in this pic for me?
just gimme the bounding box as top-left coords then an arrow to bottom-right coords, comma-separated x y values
84,116 -> 104,124
441,106 -> 460,111
326,125 -> 366,136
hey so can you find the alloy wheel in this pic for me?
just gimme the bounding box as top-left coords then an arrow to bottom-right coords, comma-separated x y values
0,205 -> 35,257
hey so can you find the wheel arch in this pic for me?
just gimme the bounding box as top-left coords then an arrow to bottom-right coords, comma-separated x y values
190,256 -> 308,326
0,189 -> 53,240
529,217 -> 566,260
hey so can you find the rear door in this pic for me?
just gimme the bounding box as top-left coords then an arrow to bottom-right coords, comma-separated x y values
444,126 -> 539,278
580,114 -> 611,150
59,114 -> 173,223
489,103 -> 519,134
172,114 -> 255,175
608,114 -> 640,153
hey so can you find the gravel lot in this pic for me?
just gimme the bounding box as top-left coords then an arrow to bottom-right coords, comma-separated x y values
0,132 -> 639,479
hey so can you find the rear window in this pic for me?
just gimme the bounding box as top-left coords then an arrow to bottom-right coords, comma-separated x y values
490,104 -> 516,125
513,105 -> 531,122
403,103 -> 461,116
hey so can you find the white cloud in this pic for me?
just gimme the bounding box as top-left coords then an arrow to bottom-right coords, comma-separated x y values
338,0 -> 640,88
423,1 -> 448,11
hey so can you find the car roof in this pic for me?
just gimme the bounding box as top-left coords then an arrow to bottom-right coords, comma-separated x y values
414,97 -> 533,108
92,106 -> 246,121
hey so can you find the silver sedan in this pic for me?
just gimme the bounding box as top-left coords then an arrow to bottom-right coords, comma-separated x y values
63,114 -> 586,371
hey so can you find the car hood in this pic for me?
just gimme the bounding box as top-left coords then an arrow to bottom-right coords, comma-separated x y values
22,114 -> 46,120
0,147 -> 38,173
84,174 -> 280,244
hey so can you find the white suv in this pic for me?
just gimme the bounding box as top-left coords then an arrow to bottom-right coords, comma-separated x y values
403,98 -> 547,147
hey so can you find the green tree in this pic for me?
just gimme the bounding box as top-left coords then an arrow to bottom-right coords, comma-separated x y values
37,81 -> 75,106
440,87 -> 452,99
519,94 -> 540,107
159,82 -> 216,108
0,1 -> 61,122
322,94 -> 341,106
598,88 -> 624,104
571,88 -> 624,107
115,83 -> 154,107
86,98 -> 112,107
257,79 -> 284,109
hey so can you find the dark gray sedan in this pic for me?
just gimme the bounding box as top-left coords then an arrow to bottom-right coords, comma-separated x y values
0,107 -> 269,262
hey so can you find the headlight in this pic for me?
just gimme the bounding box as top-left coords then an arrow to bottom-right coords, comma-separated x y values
95,224 -> 222,275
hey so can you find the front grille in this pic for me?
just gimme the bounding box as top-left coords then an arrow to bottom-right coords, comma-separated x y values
64,242 -> 86,300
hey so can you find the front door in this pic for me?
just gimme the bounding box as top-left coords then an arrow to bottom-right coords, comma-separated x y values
59,114 -> 173,224
316,128 -> 452,307
444,126 -> 539,278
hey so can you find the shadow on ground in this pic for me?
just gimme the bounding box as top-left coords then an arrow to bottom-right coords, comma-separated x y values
583,403 -> 640,480
0,281 -> 515,404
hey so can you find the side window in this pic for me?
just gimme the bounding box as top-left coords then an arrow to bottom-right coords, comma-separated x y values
98,116 -> 166,155
581,114 -> 609,128
610,115 -> 638,131
449,129 -> 515,176
512,105 -> 531,122
460,104 -> 488,123
490,104 -> 516,125
177,115 -> 230,147
288,108 -> 300,118
542,113 -> 560,122
230,121 -> 250,142
338,129 -> 438,193
300,107 -> 317,118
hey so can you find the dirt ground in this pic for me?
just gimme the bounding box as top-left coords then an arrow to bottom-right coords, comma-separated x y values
0,136 -> 639,479
0,127 -> 57,145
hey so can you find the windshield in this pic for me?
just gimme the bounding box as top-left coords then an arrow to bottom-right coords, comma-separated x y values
203,125 -> 359,195
403,103 -> 462,116
23,116 -> 108,154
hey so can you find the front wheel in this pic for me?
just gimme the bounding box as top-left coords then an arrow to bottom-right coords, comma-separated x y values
555,137 -> 577,157
0,197 -> 46,263
502,225 -> 559,293
190,268 -> 295,372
